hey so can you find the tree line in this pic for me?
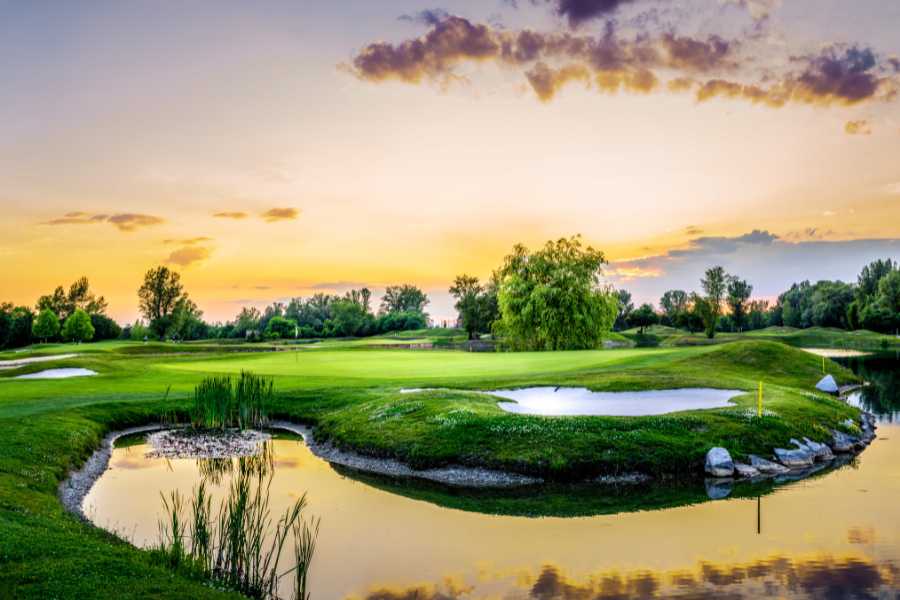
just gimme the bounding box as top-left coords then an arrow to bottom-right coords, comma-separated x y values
129,267 -> 433,342
614,257 -> 900,337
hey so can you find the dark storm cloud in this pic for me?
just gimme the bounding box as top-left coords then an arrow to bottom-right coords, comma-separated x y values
549,0 -> 640,28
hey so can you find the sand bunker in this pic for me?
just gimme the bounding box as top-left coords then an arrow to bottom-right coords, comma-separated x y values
15,368 -> 98,379
401,387 -> 745,416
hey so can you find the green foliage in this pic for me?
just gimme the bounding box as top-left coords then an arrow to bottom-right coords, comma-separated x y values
379,284 -> 430,317
36,276 -> 108,322
61,308 -> 96,342
90,313 -> 122,342
613,289 -> 634,331
138,266 -> 186,340
628,303 -> 659,334
190,372 -> 274,430
699,266 -> 727,338
130,319 -> 147,341
32,308 -> 60,342
448,274 -> 499,340
726,276 -> 753,332
493,235 -> 618,351
265,316 -> 299,339
0,302 -> 35,350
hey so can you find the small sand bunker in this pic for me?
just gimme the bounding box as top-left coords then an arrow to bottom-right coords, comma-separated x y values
401,387 -> 745,416
493,387 -> 745,416
15,368 -> 98,379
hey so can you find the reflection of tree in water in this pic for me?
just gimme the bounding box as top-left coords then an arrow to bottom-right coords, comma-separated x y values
841,353 -> 900,421
346,547 -> 894,599
195,441 -> 275,486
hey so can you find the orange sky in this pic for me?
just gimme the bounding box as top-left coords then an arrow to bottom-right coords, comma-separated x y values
1,0 -> 898,322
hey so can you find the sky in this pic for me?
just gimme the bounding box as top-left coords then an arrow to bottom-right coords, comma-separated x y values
1,0 -> 899,323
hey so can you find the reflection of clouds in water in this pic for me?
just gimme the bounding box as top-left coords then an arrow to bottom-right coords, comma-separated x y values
346,551 -> 897,599
112,452 -> 157,470
847,527 -> 877,545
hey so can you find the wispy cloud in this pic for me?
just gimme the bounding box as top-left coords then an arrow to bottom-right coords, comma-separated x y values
39,212 -> 164,232
165,246 -> 214,268
163,237 -> 214,245
260,208 -> 300,222
845,120 -> 874,135
213,212 -> 249,220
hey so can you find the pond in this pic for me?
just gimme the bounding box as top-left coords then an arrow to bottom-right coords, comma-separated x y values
86,352 -> 900,599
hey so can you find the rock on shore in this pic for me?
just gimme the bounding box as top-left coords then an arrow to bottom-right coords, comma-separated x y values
705,447 -> 734,477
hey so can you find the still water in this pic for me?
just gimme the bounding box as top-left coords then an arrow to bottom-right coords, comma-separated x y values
86,352 -> 900,599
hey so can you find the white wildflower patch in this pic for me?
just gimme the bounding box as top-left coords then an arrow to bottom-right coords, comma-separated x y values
368,400 -> 425,424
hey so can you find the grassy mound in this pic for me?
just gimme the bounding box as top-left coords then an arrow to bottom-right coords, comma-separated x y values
307,341 -> 861,480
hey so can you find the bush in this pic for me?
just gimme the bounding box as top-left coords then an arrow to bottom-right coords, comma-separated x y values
90,314 -> 122,342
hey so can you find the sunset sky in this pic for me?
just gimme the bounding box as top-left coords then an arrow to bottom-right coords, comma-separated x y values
2,0 -> 899,323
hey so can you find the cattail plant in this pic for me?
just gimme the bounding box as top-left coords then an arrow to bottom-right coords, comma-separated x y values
190,371 -> 274,431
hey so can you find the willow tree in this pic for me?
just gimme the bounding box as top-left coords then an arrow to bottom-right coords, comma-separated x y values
493,235 -> 618,351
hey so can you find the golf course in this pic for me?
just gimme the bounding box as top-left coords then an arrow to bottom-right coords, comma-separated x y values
0,332 -> 873,598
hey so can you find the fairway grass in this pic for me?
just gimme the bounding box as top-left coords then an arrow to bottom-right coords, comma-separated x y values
0,339 -> 866,597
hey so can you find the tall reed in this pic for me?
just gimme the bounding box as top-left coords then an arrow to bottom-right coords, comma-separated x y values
190,371 -> 274,430
153,469 -> 316,599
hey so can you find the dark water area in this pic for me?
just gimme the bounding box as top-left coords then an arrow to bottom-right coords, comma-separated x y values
87,353 -> 900,599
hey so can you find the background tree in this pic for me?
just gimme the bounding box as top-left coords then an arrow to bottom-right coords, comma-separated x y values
130,319 -> 147,341
331,299 -> 368,337
673,304 -> 704,334
173,298 -> 203,340
659,290 -> 688,325
448,274 -> 483,340
137,266 -> 185,340
61,308 -> 95,343
614,289 -> 634,331
493,235 -> 618,351
379,284 -> 430,317
726,276 -> 753,332
0,303 -> 35,350
32,309 -> 60,343
265,316 -> 299,339
700,266 -> 728,338
36,276 -> 107,323
628,303 -> 659,334
89,314 -> 121,342
234,307 -> 262,336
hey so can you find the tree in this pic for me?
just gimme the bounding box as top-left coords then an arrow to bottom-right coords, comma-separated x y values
138,266 -> 185,340
659,290 -> 688,321
130,319 -> 147,341
32,309 -> 60,343
379,284 -> 430,317
61,308 -> 95,343
36,276 -> 107,322
857,258 -> 896,302
344,289 -> 372,314
0,304 -> 35,350
876,270 -> 900,314
614,289 -> 634,331
173,298 -> 203,340
89,314 -> 121,342
628,303 -> 659,334
234,307 -> 262,336
330,300 -> 367,336
673,306 -> 704,334
265,316 -> 299,339
700,266 -> 728,338
493,235 -> 618,351
448,274 -> 483,340
726,277 -> 753,332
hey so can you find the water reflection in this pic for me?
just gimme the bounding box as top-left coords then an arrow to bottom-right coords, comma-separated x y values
349,552 -> 898,600
838,351 -> 900,420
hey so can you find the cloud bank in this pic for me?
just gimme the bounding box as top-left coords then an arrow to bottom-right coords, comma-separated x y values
39,212 -> 165,232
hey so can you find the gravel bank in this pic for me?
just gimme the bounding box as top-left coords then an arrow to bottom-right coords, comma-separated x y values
59,424 -> 167,521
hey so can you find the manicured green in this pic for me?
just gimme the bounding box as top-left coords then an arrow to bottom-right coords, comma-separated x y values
0,338 -> 865,597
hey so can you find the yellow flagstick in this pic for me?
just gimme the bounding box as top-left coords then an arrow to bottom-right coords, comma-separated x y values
823,356 -> 825,374
759,381 -> 762,418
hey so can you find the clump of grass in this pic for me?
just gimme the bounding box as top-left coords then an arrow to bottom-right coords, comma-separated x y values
152,469 -> 318,599
190,371 -> 274,431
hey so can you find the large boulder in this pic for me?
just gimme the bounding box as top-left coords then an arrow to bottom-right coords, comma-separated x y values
749,455 -> 790,474
815,375 -> 839,395
774,447 -> 814,468
829,429 -> 864,452
705,447 -> 735,477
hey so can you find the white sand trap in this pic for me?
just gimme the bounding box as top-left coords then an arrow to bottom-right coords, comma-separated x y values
494,387 -> 744,416
15,368 -> 98,380
0,354 -> 80,369
401,387 -> 745,416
